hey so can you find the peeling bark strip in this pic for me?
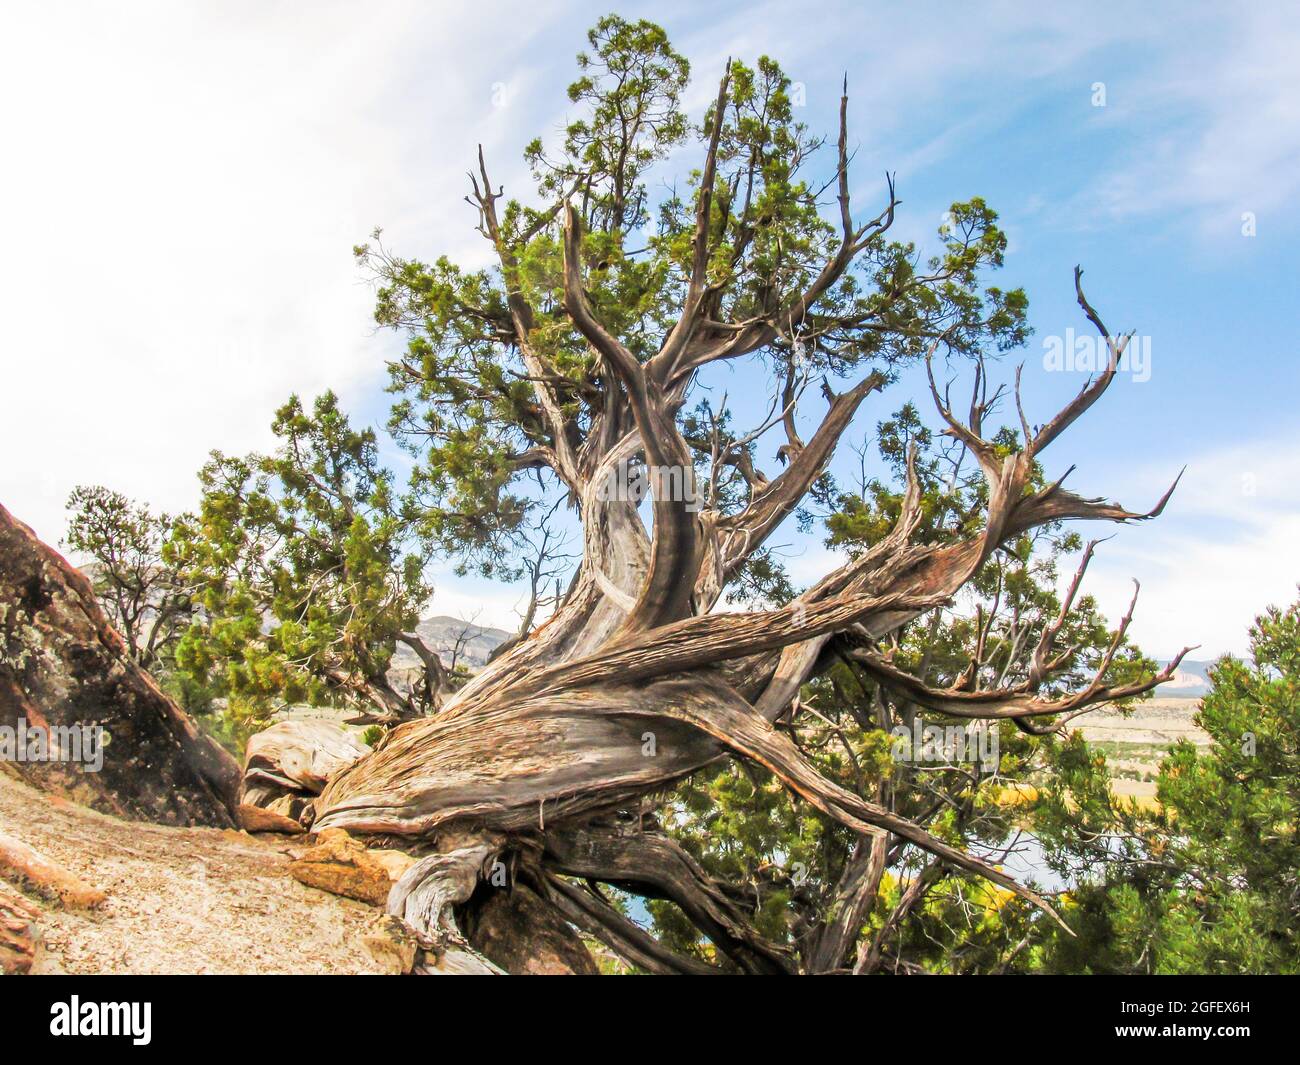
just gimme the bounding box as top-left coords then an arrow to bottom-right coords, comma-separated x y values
0,502 -> 240,827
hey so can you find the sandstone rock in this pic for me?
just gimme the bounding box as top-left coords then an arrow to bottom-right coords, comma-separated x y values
362,913 -> 421,974
288,828 -> 416,906
0,502 -> 240,826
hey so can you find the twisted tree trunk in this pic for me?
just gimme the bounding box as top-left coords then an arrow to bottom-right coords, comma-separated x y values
311,73 -> 1185,973
310,264 -> 1181,972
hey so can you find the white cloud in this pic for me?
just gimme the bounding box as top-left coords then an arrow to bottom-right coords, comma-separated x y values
1065,434 -> 1300,658
0,0 -> 556,544
1087,4 -> 1300,231
2,0 -> 1295,657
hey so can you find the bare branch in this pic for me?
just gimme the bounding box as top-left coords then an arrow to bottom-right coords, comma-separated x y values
545,825 -> 794,974
649,64 -> 733,384
1026,266 -> 1131,458
849,570 -> 1198,728
542,873 -> 721,975
562,204 -> 703,633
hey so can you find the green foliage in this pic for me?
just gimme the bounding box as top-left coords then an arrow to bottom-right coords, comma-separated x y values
357,14 -> 1029,575
1037,595 -> 1300,974
170,392 -> 433,721
63,484 -> 191,668
528,15 -> 690,234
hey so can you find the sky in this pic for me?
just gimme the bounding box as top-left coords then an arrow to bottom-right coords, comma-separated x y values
2,0 -> 1297,658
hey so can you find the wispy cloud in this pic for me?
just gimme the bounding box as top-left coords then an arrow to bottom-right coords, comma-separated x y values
0,0 -> 556,542
1087,4 -> 1300,234
1070,433 -> 1300,657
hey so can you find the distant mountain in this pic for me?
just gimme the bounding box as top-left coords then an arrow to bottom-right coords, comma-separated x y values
392,615 -> 513,670
1156,658 -> 1215,698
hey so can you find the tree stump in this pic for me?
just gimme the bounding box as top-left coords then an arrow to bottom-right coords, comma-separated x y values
239,720 -> 370,832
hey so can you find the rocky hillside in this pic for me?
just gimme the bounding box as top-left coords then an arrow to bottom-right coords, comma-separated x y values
390,615 -> 512,670
1155,658 -> 1215,698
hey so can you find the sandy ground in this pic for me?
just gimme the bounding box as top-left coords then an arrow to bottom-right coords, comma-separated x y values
1076,697 -> 1208,786
1076,697 -> 1209,749
0,769 -> 386,975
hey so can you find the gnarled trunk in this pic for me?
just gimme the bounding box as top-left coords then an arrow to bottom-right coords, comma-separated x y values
308,277 -> 1181,973
313,69 -> 1184,973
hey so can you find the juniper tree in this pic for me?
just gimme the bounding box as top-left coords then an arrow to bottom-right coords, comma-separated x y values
170,392 -> 446,728
63,485 -> 191,670
270,16 -> 1183,972
1034,594 -> 1300,975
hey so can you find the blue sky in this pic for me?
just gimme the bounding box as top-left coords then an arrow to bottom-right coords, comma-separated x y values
2,1 -> 1297,657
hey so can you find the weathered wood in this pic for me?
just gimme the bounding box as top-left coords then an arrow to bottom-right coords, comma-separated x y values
464,882 -> 599,975
243,720 -> 372,794
239,720 -> 370,832
315,679 -> 721,837
0,502 -> 240,826
385,831 -> 505,975
237,789 -> 309,834
0,829 -> 106,908
0,884 -> 44,974
544,824 -> 793,974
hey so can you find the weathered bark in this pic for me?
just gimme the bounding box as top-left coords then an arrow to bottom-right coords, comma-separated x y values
316,678 -> 721,837
543,873 -> 720,975
238,720 -> 369,831
462,881 -> 599,975
0,502 -> 240,827
384,830 -> 506,974
0,885 -> 44,974
806,829 -> 890,973
244,721 -> 372,794
544,823 -> 795,974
